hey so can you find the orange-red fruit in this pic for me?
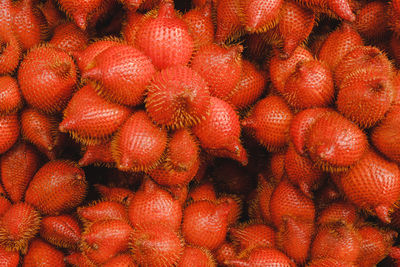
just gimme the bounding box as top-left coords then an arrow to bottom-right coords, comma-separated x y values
302,0 -> 355,21
278,1 -> 315,57
256,175 -> 277,223
128,179 -> 182,230
0,142 -> 41,203
49,22 -> 89,53
283,59 -> 334,110
82,219 -> 132,264
270,179 -> 315,228
37,0 -> 63,30
83,44 -> 156,106
23,239 -> 65,267
318,23 -> 363,70
188,182 -> 217,202
39,215 -> 81,249
0,202 -> 41,253
59,83 -> 131,144
354,1 -> 388,39
311,224 -> 361,263
214,0 -> 243,43
103,253 -> 136,267
227,59 -> 267,110
338,149 -> 400,223
269,46 -> 313,94
230,223 -> 276,251
372,105 -> 400,163
121,11 -> 147,45
178,246 -> 216,267
18,45 -> 77,113
215,242 -> 237,266
0,28 -> 21,75
25,160 -> 87,215
307,258 -> 356,267
317,202 -> 358,226
242,95 -> 293,152
191,44 -> 243,100
65,252 -> 96,267
182,200 -> 230,250
0,114 -> 19,154
58,0 -> 103,30
0,195 -> 11,217
0,245 -> 19,267
135,1 -> 193,69
129,223 -> 183,267
79,141 -> 114,166
78,201 -> 129,223
193,97 -> 248,165
242,0 -> 283,33
112,111 -> 167,172
145,65 -> 210,128
120,0 -> 143,10
306,112 -> 367,170
0,76 -> 22,114
226,247 -> 296,266
95,184 -> 135,206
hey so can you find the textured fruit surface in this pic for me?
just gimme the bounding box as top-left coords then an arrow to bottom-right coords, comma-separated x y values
230,223 -> 276,251
22,239 -> 65,267
354,1 -> 388,39
242,0 -> 283,33
214,0 -> 243,43
178,246 -> 215,267
78,200 -> 129,223
226,247 -> 296,266
0,75 -> 22,114
0,245 -> 19,267
49,22 -> 89,53
58,0 -> 103,30
0,114 -> 19,154
39,215 -> 81,249
0,28 -> 21,75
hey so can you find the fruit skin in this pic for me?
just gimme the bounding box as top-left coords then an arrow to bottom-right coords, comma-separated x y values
226,247 -> 296,266
229,223 -> 276,251
22,239 -> 65,267
58,0 -> 103,30
39,215 -> 81,249
354,1 -> 389,40
49,21 -> 89,53
0,114 -> 19,155
0,75 -> 22,114
0,245 -> 19,267
242,0 -> 283,33
78,200 -> 129,223
214,0 -> 243,43
24,160 -> 87,215
177,246 -> 216,267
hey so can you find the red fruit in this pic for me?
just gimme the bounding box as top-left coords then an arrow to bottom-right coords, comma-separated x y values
65,252 -> 96,267
354,1 -> 388,40
0,76 -> 22,114
188,182 -> 217,202
37,0 -> 63,30
135,1 -> 194,69
178,246 -> 216,267
0,195 -> 11,217
339,149 -> 400,223
130,223 -> 183,267
317,202 -> 358,226
307,258 -> 356,267
120,0 -> 143,10
230,223 -> 276,251
214,0 -> 243,43
242,0 -> 283,33
226,247 -> 296,266
193,97 -> 247,165
83,44 -> 156,106
58,0 -> 103,30
257,175 -> 277,223
270,179 -> 315,228
95,184 -> 135,206
11,0 -> 47,51
182,2 -> 214,49
269,46 -> 313,94
25,160 -> 87,215
0,114 -> 19,154
302,0 -> 355,21
182,200 -> 230,250
306,112 -> 367,171
18,45 -> 77,113
0,28 -> 21,75
82,219 -> 132,264
0,142 -> 41,203
215,242 -> 237,266
191,44 -> 243,100
23,239 -> 65,267
372,105 -> 400,163
78,201 -> 129,223
318,23 -> 363,70
49,22 -> 89,53
59,83 -> 131,145
39,215 -> 81,249
391,35 -> 400,66
242,95 -> 293,152
79,141 -> 114,166
145,65 -> 210,128
278,1 -> 315,57
121,11 -> 147,45
112,111 -> 167,172
283,59 -> 334,110
128,179 -> 182,230
0,202 -> 41,253
311,224 -> 361,263
269,152 -> 286,182
0,245 -> 19,267
103,253 -> 136,267
227,59 -> 267,110
219,195 -> 242,226
289,107 -> 333,155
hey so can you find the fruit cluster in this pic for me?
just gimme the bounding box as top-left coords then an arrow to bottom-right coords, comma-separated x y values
1,0 -> 400,266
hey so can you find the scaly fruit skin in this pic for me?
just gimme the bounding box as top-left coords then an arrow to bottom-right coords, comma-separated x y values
112,111 -> 167,172
242,0 -> 283,33
23,239 -> 65,267
188,182 -> 217,202
0,114 -> 19,155
192,97 -> 248,165
103,253 -> 136,267
49,22 -> 89,53
0,76 -> 22,114
135,1 -> 194,69
307,258 -> 356,266
128,179 -> 182,230
178,246 -> 216,267
338,149 -> 400,223
242,95 -> 293,152
24,160 -> 87,215
182,200 -> 230,250
354,1 -> 388,40
78,200 -> 129,223
37,0 -> 63,30
39,215 -> 81,249
214,0 -> 243,43
83,44 -> 156,106
59,83 -> 132,145
79,141 -> 114,166
0,142 -> 41,203
129,223 -> 183,267
226,247 -> 296,266
317,202 -> 358,226
95,184 -> 135,206
145,65 -> 211,128
58,0 -> 103,30
0,28 -> 21,75
0,245 -> 19,267
306,111 -> 367,171
230,223 -> 276,251
18,45 -> 77,114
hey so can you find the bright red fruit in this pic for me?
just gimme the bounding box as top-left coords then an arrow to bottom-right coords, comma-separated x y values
0,76 -> 22,114
0,114 -> 19,154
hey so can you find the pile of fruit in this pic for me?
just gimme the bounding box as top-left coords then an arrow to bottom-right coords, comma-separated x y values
1,0 -> 400,266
